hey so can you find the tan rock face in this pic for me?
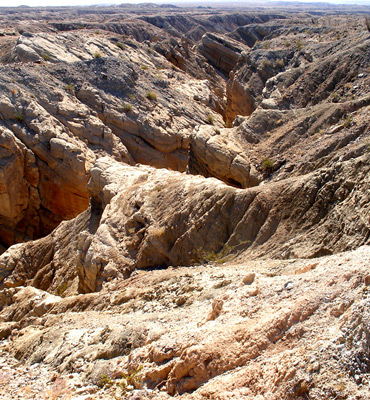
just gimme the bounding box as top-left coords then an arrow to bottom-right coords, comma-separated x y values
1,149 -> 369,294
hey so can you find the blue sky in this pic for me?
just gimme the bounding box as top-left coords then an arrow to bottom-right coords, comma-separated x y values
1,0 -> 370,6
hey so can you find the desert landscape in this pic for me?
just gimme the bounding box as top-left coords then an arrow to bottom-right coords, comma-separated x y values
0,2 -> 370,399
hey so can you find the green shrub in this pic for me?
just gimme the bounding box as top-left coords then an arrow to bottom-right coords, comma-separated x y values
207,114 -> 214,125
41,52 -> 51,61
261,158 -> 274,171
192,244 -> 235,265
14,113 -> 24,123
275,58 -> 284,69
98,366 -> 143,394
120,103 -> 133,113
116,42 -> 124,50
296,40 -> 304,50
146,91 -> 157,101
140,65 -> 149,70
261,59 -> 273,68
93,51 -> 102,59
65,83 -> 75,93
56,282 -> 69,297
343,115 -> 353,128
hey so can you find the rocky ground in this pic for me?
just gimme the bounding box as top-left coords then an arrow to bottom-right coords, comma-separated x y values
0,2 -> 370,399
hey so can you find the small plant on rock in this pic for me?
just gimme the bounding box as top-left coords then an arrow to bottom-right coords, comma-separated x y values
261,158 -> 274,171
207,114 -> 214,125
116,42 -> 124,50
146,91 -> 157,101
343,115 -> 353,128
93,51 -> 102,59
296,40 -> 304,51
275,58 -> 284,69
56,282 -> 69,297
120,103 -> 133,113
261,59 -> 273,68
98,366 -> 143,396
192,244 -> 236,265
65,83 -> 75,94
14,112 -> 24,123
41,52 -> 51,61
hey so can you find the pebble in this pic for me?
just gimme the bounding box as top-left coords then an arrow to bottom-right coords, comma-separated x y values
242,272 -> 255,285
284,281 -> 294,290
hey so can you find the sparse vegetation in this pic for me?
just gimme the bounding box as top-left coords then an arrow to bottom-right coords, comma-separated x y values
343,115 -> 353,128
120,103 -> 133,113
41,52 -> 51,61
261,158 -> 274,171
146,91 -> 157,101
331,92 -> 340,102
14,113 -> 24,123
207,114 -> 214,125
56,282 -> 69,297
261,59 -> 273,68
275,58 -> 284,69
99,366 -> 143,396
93,51 -> 102,59
140,65 -> 149,70
261,41 -> 270,49
65,83 -> 75,94
296,40 -> 304,50
192,244 -> 235,265
116,42 -> 124,50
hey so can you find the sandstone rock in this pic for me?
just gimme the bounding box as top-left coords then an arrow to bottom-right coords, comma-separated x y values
242,272 -> 255,285
198,32 -> 248,75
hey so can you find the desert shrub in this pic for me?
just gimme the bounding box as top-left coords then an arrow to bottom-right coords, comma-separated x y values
207,114 -> 214,124
121,103 -> 133,113
146,91 -> 157,101
192,245 -> 233,265
275,58 -> 284,69
56,282 -> 69,297
116,42 -> 124,50
343,115 -> 353,128
93,51 -> 102,59
261,59 -> 273,68
65,83 -> 75,93
99,366 -> 143,395
140,65 -> 149,70
14,113 -> 24,123
296,40 -> 304,50
261,158 -> 274,171
41,52 -> 51,61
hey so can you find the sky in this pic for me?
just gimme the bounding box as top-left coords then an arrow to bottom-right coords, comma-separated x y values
1,0 -> 370,6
